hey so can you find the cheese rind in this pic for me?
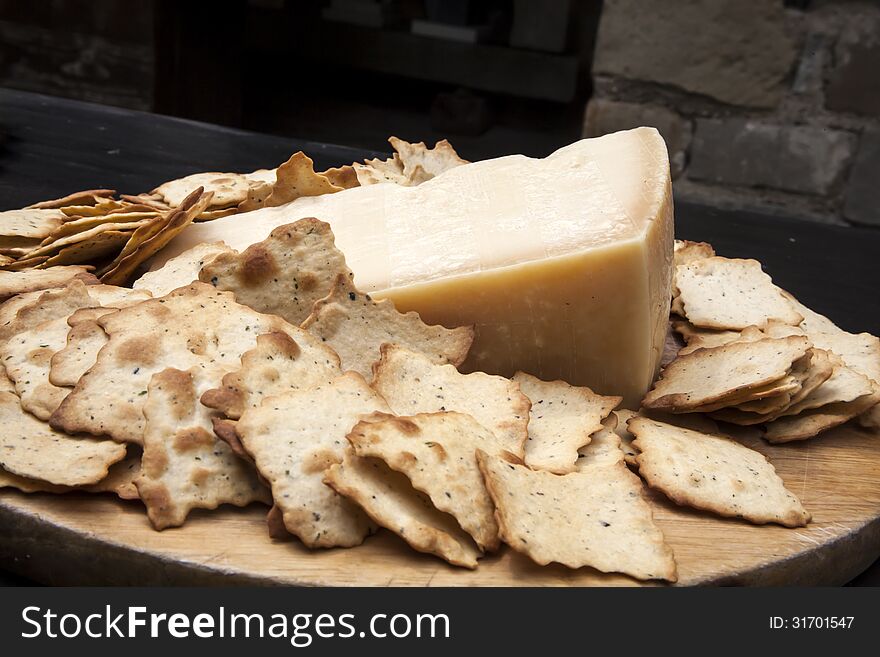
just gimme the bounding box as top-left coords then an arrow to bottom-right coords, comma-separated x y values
154,128 -> 674,405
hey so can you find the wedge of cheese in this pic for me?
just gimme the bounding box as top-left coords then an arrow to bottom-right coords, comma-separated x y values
154,128 -> 673,405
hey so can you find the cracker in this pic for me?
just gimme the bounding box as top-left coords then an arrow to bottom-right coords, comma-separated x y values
58,199 -> 127,218
785,293 -> 880,392
154,172 -> 252,208
1,315 -> 76,419
512,371 -> 620,474
673,240 -> 715,266
784,293 -> 880,430
0,254 -> 48,269
388,136 -> 468,183
261,152 -> 343,208
0,387 -> 126,486
576,415 -> 625,468
0,290 -> 51,336
609,409 -> 639,467
629,416 -> 810,527
135,368 -> 270,529
48,309 -> 116,387
133,241 -> 234,297
675,257 -> 802,330
39,231 -> 132,268
320,165 -> 359,190
100,189 -> 212,285
353,154 -> 406,186
782,357 -> 875,417
477,450 -> 676,581
83,446 -> 142,499
0,266 -> 97,302
28,189 -> 115,209
372,344 -> 531,457
0,280 -> 97,341
50,282 -> 306,444
325,450 -> 481,568
201,330 -> 341,420
346,411 -> 503,551
0,208 -> 66,240
120,193 -> 170,211
0,467 -> 70,494
354,137 -> 467,186
672,320 -> 745,356
0,237 -> 41,255
642,336 -> 812,412
194,207 -> 238,222
235,373 -> 385,547
18,220 -> 150,261
301,274 -> 474,380
2,285 -> 153,418
763,391 -> 880,443
200,218 -> 353,327
42,211 -> 152,242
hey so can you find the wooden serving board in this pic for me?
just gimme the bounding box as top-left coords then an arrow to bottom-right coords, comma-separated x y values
1,422 -> 879,586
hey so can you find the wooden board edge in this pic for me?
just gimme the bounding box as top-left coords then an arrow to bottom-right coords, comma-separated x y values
2,496 -> 879,587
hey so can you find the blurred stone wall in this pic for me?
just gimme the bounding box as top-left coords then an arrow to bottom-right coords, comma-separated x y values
0,0 -> 155,111
584,0 -> 880,227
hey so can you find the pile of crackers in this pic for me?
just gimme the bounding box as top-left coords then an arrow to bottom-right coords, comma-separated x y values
653,241 -> 880,442
0,137 -> 466,283
6,215 -> 876,584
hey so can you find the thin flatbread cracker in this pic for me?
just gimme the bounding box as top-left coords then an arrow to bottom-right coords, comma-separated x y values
50,282 -> 310,444
0,389 -> 126,486
1,315 -> 76,419
629,417 -> 810,527
134,241 -> 234,297
346,411 -> 503,551
18,219 -> 151,261
200,218 -> 353,327
201,330 -> 341,420
320,165 -> 359,190
0,266 -> 97,302
673,240 -> 715,267
38,231 -> 132,268
763,391 -> 880,443
675,257 -> 802,330
2,283 -> 155,416
301,274 -> 474,380
0,208 -> 66,240
576,415 -> 625,468
513,371 -> 620,474
642,336 -> 812,411
372,344 -> 531,457
235,373 -> 384,548
477,450 -> 676,581
325,450 -> 481,568
354,137 -> 467,187
28,189 -> 115,209
261,152 -> 343,208
135,368 -> 270,529
101,189 -> 213,285
154,172 -> 252,208
49,308 -> 117,387
672,320 -> 744,356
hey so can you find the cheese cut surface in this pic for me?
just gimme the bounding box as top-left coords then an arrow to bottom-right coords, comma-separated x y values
155,128 -> 673,405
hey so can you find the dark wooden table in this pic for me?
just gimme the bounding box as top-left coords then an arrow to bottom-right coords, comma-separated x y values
1,88 -> 878,585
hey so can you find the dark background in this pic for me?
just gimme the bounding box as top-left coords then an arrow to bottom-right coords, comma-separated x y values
0,0 -> 878,226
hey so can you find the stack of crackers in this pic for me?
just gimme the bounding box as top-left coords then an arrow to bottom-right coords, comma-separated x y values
0,137 -> 466,282
652,241 -> 880,442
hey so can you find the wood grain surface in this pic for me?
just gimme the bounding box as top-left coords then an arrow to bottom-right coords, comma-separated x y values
1,421 -> 877,587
